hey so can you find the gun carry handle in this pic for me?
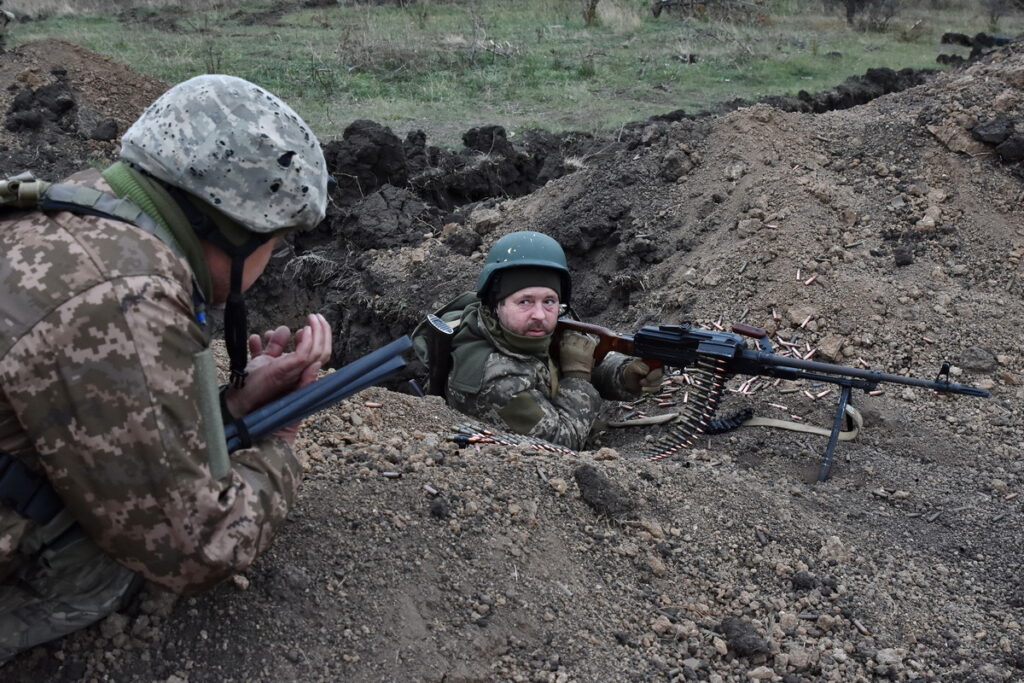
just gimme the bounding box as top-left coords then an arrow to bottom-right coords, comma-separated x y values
731,322 -> 775,352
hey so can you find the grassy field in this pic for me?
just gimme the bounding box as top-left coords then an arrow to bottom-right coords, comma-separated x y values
8,0 -> 1023,146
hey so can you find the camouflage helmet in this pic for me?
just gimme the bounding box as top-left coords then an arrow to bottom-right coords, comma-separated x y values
477,230 -> 572,304
120,74 -> 328,233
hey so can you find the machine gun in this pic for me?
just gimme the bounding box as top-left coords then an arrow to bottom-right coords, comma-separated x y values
557,319 -> 989,481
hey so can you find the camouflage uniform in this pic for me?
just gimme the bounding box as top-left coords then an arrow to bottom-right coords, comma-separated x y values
0,169 -> 300,660
430,294 -> 638,450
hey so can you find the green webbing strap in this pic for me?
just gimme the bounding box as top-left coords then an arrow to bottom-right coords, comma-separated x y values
193,349 -> 230,480
0,171 -> 186,263
40,183 -> 186,261
740,405 -> 863,441
0,171 -> 186,264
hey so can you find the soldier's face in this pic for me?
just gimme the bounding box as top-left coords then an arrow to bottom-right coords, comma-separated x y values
496,286 -> 560,337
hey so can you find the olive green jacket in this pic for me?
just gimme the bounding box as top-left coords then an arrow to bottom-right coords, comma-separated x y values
413,293 -> 638,449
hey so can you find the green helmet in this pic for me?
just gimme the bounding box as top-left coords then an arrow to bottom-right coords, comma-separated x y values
476,231 -> 571,304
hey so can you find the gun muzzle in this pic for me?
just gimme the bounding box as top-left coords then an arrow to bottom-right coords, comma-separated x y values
426,314 -> 455,396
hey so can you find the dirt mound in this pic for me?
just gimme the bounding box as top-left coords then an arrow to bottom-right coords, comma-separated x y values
318,119 -> 593,214
5,39 -> 1024,683
246,63 -> 942,367
0,39 -> 167,181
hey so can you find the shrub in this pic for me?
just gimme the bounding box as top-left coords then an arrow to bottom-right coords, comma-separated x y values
822,0 -> 903,31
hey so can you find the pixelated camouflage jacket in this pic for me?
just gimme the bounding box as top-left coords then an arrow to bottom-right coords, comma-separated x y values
0,169 -> 300,594
436,295 -> 638,450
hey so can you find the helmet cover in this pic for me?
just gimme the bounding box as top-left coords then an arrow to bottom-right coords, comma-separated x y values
120,74 -> 328,233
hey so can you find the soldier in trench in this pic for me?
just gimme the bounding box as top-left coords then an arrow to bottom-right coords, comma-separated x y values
414,231 -> 663,450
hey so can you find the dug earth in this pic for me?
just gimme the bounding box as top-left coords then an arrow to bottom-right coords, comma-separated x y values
2,36 -> 1023,683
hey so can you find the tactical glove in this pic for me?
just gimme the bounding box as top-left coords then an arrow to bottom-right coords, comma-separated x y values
559,331 -> 598,380
623,359 -> 664,394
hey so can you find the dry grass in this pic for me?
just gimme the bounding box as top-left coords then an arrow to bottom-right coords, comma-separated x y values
9,0 -> 1022,147
284,250 -> 343,288
598,0 -> 644,32
7,0 -> 236,19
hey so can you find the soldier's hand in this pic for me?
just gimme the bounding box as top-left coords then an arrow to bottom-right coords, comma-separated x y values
623,359 -> 663,394
224,313 -> 332,444
559,331 -> 598,380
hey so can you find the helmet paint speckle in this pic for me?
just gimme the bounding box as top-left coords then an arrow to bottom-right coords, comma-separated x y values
120,74 -> 329,233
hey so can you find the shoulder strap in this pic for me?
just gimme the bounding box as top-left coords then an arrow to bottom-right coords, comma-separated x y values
2,172 -> 185,260
3,171 -> 208,315
2,171 -> 206,325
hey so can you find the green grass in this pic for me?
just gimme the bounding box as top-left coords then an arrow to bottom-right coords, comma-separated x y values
10,0 -> 1024,146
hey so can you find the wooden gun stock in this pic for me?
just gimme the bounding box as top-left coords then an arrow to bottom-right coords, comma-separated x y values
555,318 -> 662,368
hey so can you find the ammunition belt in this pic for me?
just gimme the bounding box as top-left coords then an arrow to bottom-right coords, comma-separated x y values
450,424 -> 577,456
641,356 -> 729,461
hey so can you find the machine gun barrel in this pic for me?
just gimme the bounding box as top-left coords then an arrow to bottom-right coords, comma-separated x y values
557,320 -> 988,479
734,349 -> 989,397
631,324 -> 988,397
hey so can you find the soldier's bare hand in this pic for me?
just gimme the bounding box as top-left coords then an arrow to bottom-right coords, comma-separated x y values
224,314 -> 332,436
248,325 -> 293,360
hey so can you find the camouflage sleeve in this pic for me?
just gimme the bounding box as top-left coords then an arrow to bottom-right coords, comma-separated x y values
520,375 -> 604,450
453,355 -> 602,450
592,351 -> 641,401
0,271 -> 301,595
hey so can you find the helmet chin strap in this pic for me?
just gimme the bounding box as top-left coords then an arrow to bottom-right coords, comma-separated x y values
159,180 -> 266,388
223,254 -> 250,388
